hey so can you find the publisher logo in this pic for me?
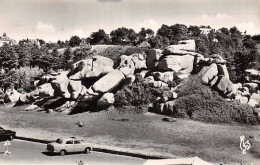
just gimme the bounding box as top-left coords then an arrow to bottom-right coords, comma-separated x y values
240,135 -> 251,154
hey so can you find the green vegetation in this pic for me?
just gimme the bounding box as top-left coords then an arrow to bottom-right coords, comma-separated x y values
114,75 -> 166,108
174,74 -> 260,124
0,23 -> 260,101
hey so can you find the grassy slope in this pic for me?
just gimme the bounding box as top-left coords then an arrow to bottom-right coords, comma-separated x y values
0,104 -> 260,164
174,71 -> 260,124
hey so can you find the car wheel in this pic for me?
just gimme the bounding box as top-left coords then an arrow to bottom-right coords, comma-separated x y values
60,150 -> 66,156
84,148 -> 90,154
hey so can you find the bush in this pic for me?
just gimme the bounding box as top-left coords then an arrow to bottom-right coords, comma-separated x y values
114,76 -> 167,109
174,74 -> 260,124
2,67 -> 43,93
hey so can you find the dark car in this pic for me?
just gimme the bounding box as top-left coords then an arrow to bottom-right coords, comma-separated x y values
0,127 -> 16,142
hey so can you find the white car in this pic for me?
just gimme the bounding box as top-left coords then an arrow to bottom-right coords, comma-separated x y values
46,137 -> 92,156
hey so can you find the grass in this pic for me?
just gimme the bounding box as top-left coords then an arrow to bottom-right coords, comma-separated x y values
0,104 -> 260,164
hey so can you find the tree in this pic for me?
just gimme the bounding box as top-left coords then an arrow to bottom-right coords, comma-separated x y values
157,24 -> 189,44
137,28 -> 154,43
188,25 -> 201,37
234,49 -> 257,83
110,27 -> 133,43
169,24 -> 189,42
69,36 -> 82,47
16,44 -> 31,67
252,35 -> 260,43
90,29 -> 110,44
148,35 -> 169,49
62,47 -> 73,70
195,35 -> 210,56
0,44 -> 18,70
51,48 -> 62,71
30,45 -> 42,67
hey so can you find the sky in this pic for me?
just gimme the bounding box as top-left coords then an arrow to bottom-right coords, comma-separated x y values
0,0 -> 259,42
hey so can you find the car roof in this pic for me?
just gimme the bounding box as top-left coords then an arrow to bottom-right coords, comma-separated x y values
58,137 -> 81,141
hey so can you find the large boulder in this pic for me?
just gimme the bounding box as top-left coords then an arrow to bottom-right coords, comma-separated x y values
152,81 -> 168,88
68,80 -> 83,99
119,67 -> 135,77
97,93 -> 115,107
152,71 -> 174,83
92,70 -> 125,93
217,64 -> 229,79
215,76 -> 233,94
154,103 -> 165,113
201,63 -> 218,84
131,54 -> 147,70
119,55 -> 135,69
38,75 -> 55,86
162,40 -> 196,55
38,83 -> 55,98
146,49 -> 162,70
164,100 -> 176,115
69,56 -> 114,79
124,75 -> 136,85
248,93 -> 260,107
243,83 -> 258,93
232,83 -> 242,94
209,76 -> 218,87
157,55 -> 194,73
51,71 -> 70,98
18,93 -> 34,104
235,94 -> 248,104
143,76 -> 154,85
4,89 -> 21,103
245,69 -> 260,77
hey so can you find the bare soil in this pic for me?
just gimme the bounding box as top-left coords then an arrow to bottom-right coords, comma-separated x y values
0,104 -> 259,165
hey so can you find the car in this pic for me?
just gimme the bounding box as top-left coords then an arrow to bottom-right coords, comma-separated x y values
0,127 -> 16,142
46,137 -> 92,156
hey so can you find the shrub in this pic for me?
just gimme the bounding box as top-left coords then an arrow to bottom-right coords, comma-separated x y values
174,74 -> 260,124
114,75 -> 167,109
2,67 -> 43,93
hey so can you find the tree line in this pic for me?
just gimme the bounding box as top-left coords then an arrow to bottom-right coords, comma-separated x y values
0,24 -> 260,92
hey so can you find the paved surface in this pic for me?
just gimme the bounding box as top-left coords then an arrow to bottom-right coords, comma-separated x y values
0,140 -> 146,165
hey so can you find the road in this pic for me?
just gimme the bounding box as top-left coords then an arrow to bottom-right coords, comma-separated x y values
0,140 -> 146,165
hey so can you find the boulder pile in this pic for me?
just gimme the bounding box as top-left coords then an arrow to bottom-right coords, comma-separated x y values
2,40 -> 259,117
225,69 -> 260,112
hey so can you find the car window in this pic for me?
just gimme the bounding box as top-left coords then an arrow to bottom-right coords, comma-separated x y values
56,139 -> 63,144
66,140 -> 73,144
74,140 -> 81,144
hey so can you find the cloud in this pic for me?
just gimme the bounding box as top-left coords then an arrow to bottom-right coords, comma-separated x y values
236,22 -> 259,35
73,29 -> 85,38
191,13 -> 235,29
199,13 -> 233,24
35,21 -> 56,32
136,19 -> 159,32
97,0 -> 122,2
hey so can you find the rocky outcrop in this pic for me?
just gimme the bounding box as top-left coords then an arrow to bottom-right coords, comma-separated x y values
92,70 -> 125,93
119,53 -> 146,72
215,76 -> 233,94
4,89 -> 21,103
247,93 -> 260,107
146,49 -> 162,70
69,56 -> 114,80
68,80 -> 83,99
97,93 -> 115,108
38,83 -> 55,98
152,71 -> 174,83
201,63 -> 218,84
162,40 -> 196,55
157,55 -> 195,73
